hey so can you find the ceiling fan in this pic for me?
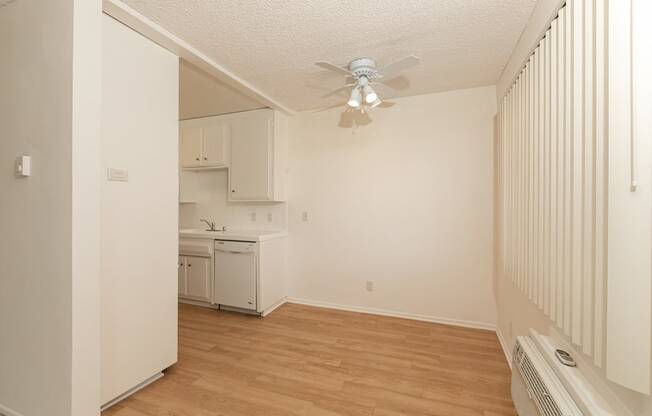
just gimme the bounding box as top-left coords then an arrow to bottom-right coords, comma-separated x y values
314,55 -> 420,112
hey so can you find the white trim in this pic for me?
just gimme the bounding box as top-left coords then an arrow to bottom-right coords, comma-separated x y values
286,297 -> 496,331
496,327 -> 513,369
101,0 -> 294,115
101,372 -> 164,411
0,403 -> 24,416
262,297 -> 287,317
178,297 -> 215,308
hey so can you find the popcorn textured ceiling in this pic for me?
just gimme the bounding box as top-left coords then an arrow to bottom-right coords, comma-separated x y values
123,0 -> 536,111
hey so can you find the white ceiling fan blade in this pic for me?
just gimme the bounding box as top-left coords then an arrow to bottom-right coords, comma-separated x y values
315,61 -> 352,76
320,83 -> 355,99
377,100 -> 396,108
378,55 -> 420,78
312,101 -> 347,113
375,75 -> 410,91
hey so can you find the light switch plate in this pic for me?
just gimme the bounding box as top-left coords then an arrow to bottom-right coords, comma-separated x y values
107,168 -> 129,182
15,155 -> 31,177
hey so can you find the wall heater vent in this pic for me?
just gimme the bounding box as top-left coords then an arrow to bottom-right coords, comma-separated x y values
512,336 -> 583,416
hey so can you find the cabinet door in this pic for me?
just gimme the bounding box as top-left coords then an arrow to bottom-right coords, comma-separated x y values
229,112 -> 273,201
178,256 -> 187,296
185,256 -> 211,301
201,124 -> 229,167
181,127 -> 202,167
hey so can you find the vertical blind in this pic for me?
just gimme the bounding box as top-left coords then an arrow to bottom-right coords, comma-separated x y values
497,0 -> 652,394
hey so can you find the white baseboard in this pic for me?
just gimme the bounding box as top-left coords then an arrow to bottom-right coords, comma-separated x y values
286,297 -> 496,331
262,297 -> 287,317
101,372 -> 163,411
496,326 -> 513,369
0,403 -> 23,416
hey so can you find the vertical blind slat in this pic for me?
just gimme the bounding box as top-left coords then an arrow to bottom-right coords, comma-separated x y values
593,0 -> 607,369
563,2 -> 574,337
550,19 -> 559,324
556,9 -> 566,329
582,0 -> 595,357
571,0 -> 584,345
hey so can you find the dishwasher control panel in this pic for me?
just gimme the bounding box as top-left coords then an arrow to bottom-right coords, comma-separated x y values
214,240 -> 257,253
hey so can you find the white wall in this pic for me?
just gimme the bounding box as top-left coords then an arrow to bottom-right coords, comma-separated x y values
101,14 -> 178,405
179,170 -> 287,230
0,1 -> 101,415
286,86 -> 497,329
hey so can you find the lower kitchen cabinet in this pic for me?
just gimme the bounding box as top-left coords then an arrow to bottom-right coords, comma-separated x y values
178,255 -> 211,302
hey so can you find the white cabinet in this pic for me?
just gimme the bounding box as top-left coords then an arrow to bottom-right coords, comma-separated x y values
178,255 -> 211,302
186,256 -> 211,300
229,110 -> 287,202
179,109 -> 287,201
202,124 -> 229,167
180,121 -> 229,168
178,238 -> 213,302
180,127 -> 202,167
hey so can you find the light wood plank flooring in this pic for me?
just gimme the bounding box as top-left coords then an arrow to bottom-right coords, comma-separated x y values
103,303 -> 516,416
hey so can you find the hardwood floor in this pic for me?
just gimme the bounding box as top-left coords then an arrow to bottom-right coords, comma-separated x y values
102,303 -> 516,416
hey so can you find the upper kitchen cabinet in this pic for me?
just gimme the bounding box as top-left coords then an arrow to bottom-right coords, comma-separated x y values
229,109 -> 287,202
180,118 -> 230,169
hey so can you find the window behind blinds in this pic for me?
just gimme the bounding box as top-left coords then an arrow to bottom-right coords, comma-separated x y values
496,0 -> 652,394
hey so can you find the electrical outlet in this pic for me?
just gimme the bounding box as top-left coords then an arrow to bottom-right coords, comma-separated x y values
267,212 -> 273,222
302,212 -> 309,222
250,212 -> 257,222
366,281 -> 374,292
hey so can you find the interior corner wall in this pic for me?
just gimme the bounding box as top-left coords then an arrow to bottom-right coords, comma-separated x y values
0,0 -> 102,415
287,86 -> 498,329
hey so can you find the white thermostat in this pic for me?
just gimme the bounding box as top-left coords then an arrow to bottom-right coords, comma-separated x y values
15,155 -> 31,177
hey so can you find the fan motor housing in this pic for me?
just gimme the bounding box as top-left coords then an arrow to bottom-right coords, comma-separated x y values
348,57 -> 378,80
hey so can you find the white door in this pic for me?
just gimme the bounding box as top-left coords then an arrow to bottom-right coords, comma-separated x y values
202,124 -> 229,167
185,256 -> 211,301
178,256 -> 186,296
181,127 -> 202,167
214,241 -> 257,310
229,112 -> 272,201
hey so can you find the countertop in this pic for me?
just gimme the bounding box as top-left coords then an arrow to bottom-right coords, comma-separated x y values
179,228 -> 288,242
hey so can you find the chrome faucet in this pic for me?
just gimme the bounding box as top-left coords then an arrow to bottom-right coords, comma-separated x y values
200,219 -> 217,231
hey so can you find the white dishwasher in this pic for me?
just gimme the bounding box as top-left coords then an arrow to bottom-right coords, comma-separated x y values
213,240 -> 257,310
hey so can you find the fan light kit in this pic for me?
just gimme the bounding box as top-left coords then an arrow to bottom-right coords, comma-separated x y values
315,55 -> 420,112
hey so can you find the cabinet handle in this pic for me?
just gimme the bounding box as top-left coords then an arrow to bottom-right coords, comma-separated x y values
204,157 -> 208,161
188,264 -> 192,267
231,189 -> 236,193
195,157 -> 200,161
